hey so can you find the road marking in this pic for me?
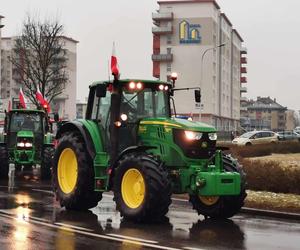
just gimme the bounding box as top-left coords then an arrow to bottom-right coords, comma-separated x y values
183,247 -> 206,250
107,233 -> 158,244
55,222 -> 94,232
32,188 -> 53,194
0,210 -> 182,250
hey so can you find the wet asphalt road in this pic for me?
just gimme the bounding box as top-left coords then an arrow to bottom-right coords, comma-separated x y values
0,167 -> 300,250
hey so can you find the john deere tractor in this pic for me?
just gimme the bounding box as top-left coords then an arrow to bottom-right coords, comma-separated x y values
0,109 -> 55,179
53,79 -> 246,221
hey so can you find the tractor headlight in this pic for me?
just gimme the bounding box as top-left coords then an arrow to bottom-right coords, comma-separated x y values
17,142 -> 25,148
25,142 -> 33,148
208,133 -> 218,141
184,131 -> 203,140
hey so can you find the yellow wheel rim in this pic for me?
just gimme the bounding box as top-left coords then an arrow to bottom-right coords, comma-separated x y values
57,148 -> 78,194
199,196 -> 219,206
121,168 -> 145,209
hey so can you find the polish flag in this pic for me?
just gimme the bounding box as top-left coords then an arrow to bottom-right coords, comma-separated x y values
36,86 -> 45,106
19,88 -> 27,109
8,100 -> 12,111
111,42 -> 119,78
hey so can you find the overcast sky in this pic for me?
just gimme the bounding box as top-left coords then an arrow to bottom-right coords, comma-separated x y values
2,0 -> 300,109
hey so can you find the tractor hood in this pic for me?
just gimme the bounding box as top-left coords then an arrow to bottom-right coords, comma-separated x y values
140,117 -> 216,132
17,131 -> 34,138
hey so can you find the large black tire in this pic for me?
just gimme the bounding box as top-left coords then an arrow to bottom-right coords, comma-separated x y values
113,153 -> 172,222
52,132 -> 102,210
41,147 -> 55,180
0,145 -> 9,179
189,154 -> 247,219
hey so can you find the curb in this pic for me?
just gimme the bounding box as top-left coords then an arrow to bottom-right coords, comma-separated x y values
240,207 -> 300,221
171,197 -> 300,221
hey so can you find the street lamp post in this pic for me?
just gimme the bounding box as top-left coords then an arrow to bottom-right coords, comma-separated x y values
199,43 -> 226,121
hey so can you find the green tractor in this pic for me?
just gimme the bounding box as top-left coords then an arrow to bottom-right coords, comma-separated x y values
0,109 -> 55,179
52,79 -> 246,221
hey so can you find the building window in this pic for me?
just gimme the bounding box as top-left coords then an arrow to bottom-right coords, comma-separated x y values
167,35 -> 172,45
167,47 -> 172,54
167,63 -> 172,72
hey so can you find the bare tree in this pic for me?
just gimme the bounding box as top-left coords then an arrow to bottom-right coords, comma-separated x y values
11,15 -> 68,107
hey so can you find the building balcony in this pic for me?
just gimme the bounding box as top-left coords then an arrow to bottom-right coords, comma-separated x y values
240,106 -> 248,112
152,53 -> 173,62
152,12 -> 173,21
240,87 -> 248,93
241,47 -> 247,54
152,25 -> 173,34
241,76 -> 247,83
241,67 -> 247,74
240,96 -> 248,102
241,57 -> 247,64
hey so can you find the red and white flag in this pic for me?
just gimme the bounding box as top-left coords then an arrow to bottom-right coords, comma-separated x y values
111,42 -> 119,78
36,86 -> 50,113
36,86 -> 45,106
19,88 -> 27,109
8,100 -> 11,112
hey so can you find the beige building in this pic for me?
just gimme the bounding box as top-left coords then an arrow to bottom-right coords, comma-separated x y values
0,33 -> 78,120
242,97 -> 287,131
76,100 -> 87,119
152,0 -> 247,131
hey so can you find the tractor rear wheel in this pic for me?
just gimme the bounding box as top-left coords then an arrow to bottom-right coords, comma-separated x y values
0,145 -> 9,179
113,153 -> 172,222
189,154 -> 247,219
52,132 -> 102,210
41,147 -> 54,180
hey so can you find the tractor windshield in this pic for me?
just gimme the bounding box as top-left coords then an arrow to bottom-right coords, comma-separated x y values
121,88 -> 170,122
10,112 -> 43,133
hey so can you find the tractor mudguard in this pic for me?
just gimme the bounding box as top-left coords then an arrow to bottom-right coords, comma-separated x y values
113,145 -> 157,167
56,121 -> 96,159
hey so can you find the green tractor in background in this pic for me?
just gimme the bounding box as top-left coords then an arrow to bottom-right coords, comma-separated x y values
53,78 -> 246,221
0,109 -> 55,180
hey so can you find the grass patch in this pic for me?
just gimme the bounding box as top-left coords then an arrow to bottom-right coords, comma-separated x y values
245,190 -> 300,214
240,158 -> 300,194
228,141 -> 300,158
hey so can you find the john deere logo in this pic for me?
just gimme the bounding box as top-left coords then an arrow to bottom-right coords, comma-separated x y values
179,20 -> 201,44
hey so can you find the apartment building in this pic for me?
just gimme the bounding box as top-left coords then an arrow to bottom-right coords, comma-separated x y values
241,97 -> 287,131
152,0 -> 247,131
0,34 -> 78,120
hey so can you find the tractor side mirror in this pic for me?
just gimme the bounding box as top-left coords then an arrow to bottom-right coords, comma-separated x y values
54,113 -> 59,123
96,85 -> 107,98
194,89 -> 201,103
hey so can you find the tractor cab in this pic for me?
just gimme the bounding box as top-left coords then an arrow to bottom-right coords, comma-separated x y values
87,80 -> 172,153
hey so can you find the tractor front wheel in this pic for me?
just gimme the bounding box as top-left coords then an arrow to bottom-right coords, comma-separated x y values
113,153 -> 172,222
41,147 -> 55,180
52,132 -> 102,210
189,154 -> 247,219
0,145 -> 9,179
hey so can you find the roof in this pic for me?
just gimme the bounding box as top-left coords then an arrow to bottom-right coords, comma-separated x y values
157,0 -> 220,9
221,13 -> 232,27
247,97 -> 287,111
9,109 -> 45,114
58,36 -> 79,43
233,29 -> 244,42
90,79 -> 170,88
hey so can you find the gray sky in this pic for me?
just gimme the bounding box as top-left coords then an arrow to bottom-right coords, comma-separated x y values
2,0 -> 300,109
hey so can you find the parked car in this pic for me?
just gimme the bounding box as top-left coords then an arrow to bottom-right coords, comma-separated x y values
277,131 -> 300,141
232,130 -> 278,146
294,127 -> 300,134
